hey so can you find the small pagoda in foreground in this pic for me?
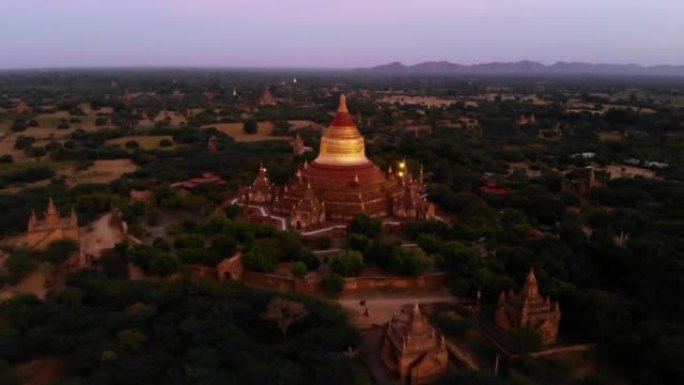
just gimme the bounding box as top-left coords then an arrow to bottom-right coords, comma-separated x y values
381,304 -> 449,384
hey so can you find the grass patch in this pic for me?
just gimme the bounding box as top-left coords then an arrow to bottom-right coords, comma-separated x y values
0,161 -> 69,176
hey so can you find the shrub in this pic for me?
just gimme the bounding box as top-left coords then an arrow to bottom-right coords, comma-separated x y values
125,140 -> 139,149
159,139 -> 173,147
347,233 -> 370,251
3,250 -> 37,285
0,155 -> 13,163
313,236 -> 332,250
210,234 -> 238,256
173,234 -> 205,249
329,250 -> 364,277
509,326 -> 543,353
243,245 -> 279,273
95,117 -> 108,126
417,233 -> 444,255
41,239 -> 80,264
321,273 -> 345,296
243,120 -> 258,134
389,247 -> 433,277
57,122 -> 70,130
291,261 -> 308,278
349,214 -> 382,238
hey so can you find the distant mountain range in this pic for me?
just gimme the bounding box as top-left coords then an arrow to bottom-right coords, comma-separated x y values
357,60 -> 684,76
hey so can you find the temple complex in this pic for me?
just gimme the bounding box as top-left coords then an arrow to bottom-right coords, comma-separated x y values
13,100 -> 32,115
562,166 -> 609,198
381,304 -> 449,384
517,113 -> 536,126
259,88 -> 276,106
292,132 -> 312,155
495,267 -> 561,344
26,198 -> 80,250
240,95 -> 435,229
240,164 -> 276,204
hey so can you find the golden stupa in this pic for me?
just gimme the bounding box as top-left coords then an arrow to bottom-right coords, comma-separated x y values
242,95 -> 435,229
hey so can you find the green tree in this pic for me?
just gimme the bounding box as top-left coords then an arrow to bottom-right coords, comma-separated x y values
349,214 -> 382,238
509,326 -> 542,353
243,245 -> 279,273
291,261 -> 308,278
329,250 -> 364,277
417,233 -> 444,254
118,329 -> 148,352
41,239 -> 79,264
3,249 -> 36,285
321,273 -> 345,296
389,247 -> 433,277
243,120 -> 258,134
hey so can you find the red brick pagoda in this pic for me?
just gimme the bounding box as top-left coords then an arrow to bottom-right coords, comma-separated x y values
381,304 -> 449,384
240,95 -> 435,229
495,267 -> 561,344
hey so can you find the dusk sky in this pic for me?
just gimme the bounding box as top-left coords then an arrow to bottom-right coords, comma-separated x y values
1,0 -> 683,69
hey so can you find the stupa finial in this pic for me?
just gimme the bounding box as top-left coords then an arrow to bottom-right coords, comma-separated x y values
338,94 -> 348,112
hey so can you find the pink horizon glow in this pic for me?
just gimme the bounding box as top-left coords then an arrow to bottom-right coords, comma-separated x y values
1,0 -> 683,69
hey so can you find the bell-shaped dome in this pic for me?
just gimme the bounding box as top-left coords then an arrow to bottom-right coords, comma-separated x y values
313,95 -> 371,167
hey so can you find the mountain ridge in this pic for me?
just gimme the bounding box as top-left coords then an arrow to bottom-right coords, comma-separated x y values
358,60 -> 684,76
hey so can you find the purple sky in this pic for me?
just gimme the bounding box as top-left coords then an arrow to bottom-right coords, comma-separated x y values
1,0 -> 683,69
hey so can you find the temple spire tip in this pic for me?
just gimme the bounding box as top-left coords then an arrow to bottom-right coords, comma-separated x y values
338,94 -> 348,112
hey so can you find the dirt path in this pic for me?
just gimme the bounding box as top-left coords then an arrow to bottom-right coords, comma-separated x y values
338,290 -> 458,329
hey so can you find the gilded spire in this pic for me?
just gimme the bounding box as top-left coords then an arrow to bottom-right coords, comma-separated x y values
314,95 -> 370,167
338,94 -> 348,112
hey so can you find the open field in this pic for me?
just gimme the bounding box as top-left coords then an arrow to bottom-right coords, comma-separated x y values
605,164 -> 660,179
64,159 -> 138,186
597,131 -> 623,142
106,135 -> 174,150
203,121 -> 290,142
0,161 -> 69,176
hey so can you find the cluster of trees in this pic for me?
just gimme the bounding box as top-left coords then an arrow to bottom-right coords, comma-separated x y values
0,272 -> 363,384
0,239 -> 79,287
343,214 -> 435,277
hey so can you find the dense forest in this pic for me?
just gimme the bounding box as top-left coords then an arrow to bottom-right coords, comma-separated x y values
0,272 -> 363,385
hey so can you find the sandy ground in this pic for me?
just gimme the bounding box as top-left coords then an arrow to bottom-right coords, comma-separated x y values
288,120 -> 324,131
155,110 -> 187,126
64,159 -> 138,187
81,212 -> 126,257
605,164 -> 660,179
338,289 -> 458,329
597,131 -> 623,142
0,269 -> 49,300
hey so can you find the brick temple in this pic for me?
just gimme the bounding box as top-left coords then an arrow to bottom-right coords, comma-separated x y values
240,95 -> 435,229
495,267 -> 561,344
